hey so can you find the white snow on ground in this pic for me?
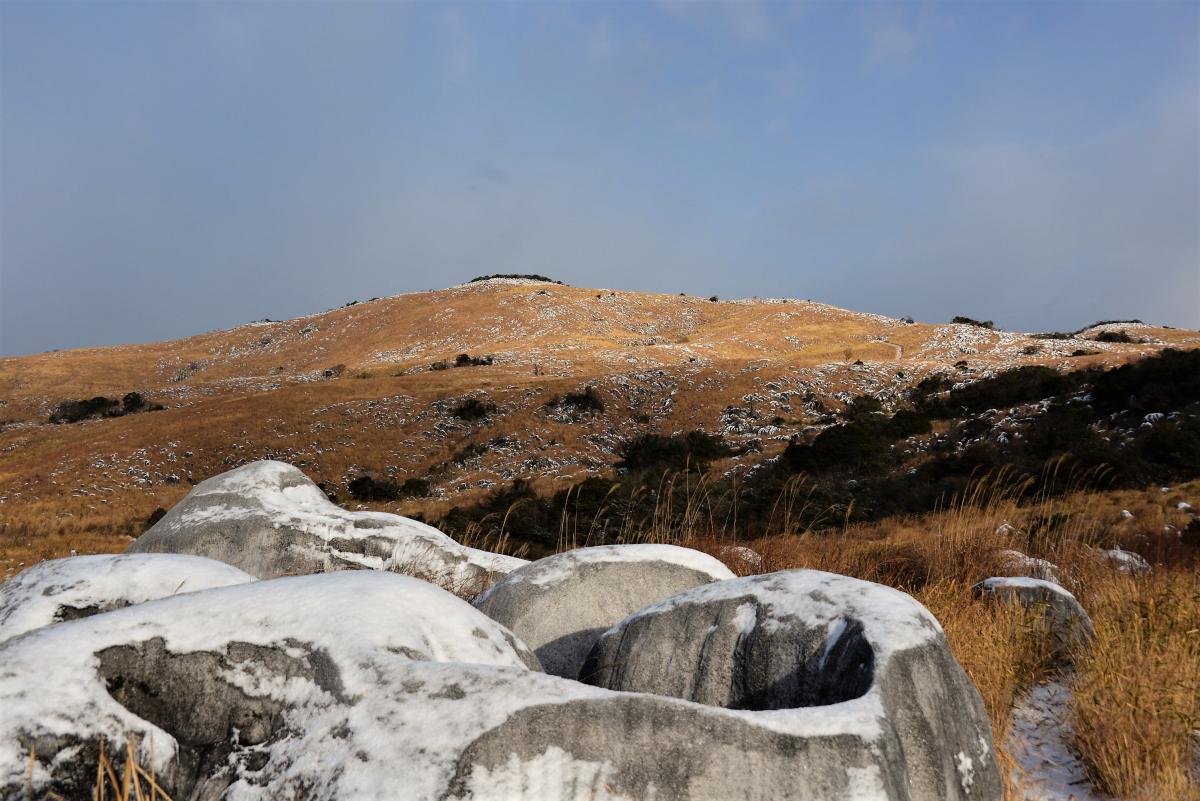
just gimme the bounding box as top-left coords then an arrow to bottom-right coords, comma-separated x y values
0,554 -> 254,644
476,543 -> 734,595
0,571 -> 544,797
166,460 -> 526,584
1008,679 -> 1108,801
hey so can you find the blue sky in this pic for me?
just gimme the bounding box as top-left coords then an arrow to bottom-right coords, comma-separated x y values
2,1 -> 1197,355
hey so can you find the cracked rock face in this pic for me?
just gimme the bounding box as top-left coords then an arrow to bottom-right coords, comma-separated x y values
126,460 -> 526,594
473,544 -> 736,677
0,554 -> 255,645
582,570 -> 1002,801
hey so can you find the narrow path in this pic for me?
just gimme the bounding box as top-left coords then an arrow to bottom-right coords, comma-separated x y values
1007,678 -> 1108,801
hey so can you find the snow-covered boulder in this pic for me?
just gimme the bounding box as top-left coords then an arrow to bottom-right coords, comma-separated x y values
996,549 -> 1061,584
1,571 -> 541,801
0,553 -> 254,644
974,577 -> 1095,657
1097,546 -> 1151,574
717,544 -> 765,572
3,565 -> 1007,801
474,544 -> 735,677
126,460 -> 526,594
581,570 -> 1001,801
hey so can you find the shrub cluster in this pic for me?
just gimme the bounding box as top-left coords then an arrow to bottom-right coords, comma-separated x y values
451,397 -> 496,421
49,392 -> 164,424
348,475 -> 430,502
547,386 -> 605,415
952,316 -> 995,329
434,349 -> 1200,551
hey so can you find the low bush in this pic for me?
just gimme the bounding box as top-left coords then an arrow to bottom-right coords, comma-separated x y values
451,397 -> 495,421
550,386 -> 605,414
455,353 -> 493,367
952,316 -> 995,329
348,475 -> 400,502
1092,330 -> 1137,344
618,430 -> 734,474
49,392 -> 164,424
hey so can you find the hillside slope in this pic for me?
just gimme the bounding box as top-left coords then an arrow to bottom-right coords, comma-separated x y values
2,277 -> 1197,573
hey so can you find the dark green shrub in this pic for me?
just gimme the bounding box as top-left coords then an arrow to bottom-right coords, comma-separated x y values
348,475 -> 401,502
618,431 -> 733,473
49,392 -> 163,424
400,478 -> 431,497
1092,330 -> 1137,344
560,386 -> 605,414
144,507 -> 167,530
952,316 -> 995,329
452,397 -> 495,421
887,409 -> 932,437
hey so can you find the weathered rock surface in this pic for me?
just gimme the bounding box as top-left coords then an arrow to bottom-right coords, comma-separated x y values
974,576 -> 1095,657
2,561 -> 1005,801
126,460 -> 525,593
582,569 -> 1002,801
0,553 -> 254,644
0,571 -> 540,801
996,548 -> 1061,584
1096,546 -> 1151,574
473,544 -> 735,677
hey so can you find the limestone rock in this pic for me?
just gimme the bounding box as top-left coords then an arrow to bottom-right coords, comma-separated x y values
582,569 -> 1002,801
126,460 -> 525,594
0,553 -> 254,644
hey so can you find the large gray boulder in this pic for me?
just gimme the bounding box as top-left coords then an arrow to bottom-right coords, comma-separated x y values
974,576 -> 1095,658
126,460 -> 525,595
0,553 -> 255,644
0,571 -> 540,801
581,570 -> 1002,801
473,544 -> 735,677
2,567 -> 1002,801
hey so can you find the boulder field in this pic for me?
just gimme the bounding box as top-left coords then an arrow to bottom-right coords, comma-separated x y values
0,461 -> 1011,801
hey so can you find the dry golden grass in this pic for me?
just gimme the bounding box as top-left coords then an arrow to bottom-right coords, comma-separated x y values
29,737 -> 173,801
1070,567 -> 1200,801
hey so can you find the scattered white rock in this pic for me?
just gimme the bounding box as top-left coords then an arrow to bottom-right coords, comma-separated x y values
1098,547 -> 1151,574
996,550 -> 1061,585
